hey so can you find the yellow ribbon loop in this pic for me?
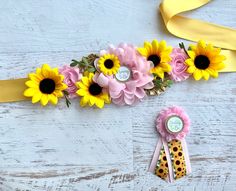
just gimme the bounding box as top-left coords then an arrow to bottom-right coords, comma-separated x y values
159,0 -> 236,72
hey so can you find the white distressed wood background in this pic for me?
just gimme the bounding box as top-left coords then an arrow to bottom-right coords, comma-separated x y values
0,0 -> 235,190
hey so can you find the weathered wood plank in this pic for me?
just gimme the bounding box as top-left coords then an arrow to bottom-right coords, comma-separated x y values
0,0 -> 235,190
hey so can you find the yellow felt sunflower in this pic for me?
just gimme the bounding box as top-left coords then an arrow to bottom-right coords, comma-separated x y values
138,39 -> 172,79
186,40 -> 226,80
98,54 -> 120,75
76,73 -> 110,108
24,64 -> 67,106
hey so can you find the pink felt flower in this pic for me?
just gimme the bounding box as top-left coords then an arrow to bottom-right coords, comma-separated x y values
156,106 -> 190,141
95,43 -> 154,105
169,48 -> 190,82
92,72 -> 110,94
59,65 -> 82,98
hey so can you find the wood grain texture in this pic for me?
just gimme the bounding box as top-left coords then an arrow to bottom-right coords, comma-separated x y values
0,0 -> 236,190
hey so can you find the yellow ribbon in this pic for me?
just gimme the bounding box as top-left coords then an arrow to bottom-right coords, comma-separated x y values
0,78 -> 28,102
1,0 -> 236,103
159,0 -> 236,72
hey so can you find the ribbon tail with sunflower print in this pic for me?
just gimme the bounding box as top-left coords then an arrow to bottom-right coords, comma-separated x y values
149,106 -> 191,182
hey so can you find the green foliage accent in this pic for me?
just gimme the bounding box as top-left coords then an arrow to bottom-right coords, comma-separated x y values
70,54 -> 98,73
153,78 -> 173,89
146,75 -> 173,96
179,42 -> 190,57
63,90 -> 71,108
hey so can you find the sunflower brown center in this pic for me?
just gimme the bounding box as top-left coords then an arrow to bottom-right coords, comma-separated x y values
104,59 -> 114,69
89,83 -> 102,96
147,54 -> 161,67
39,78 -> 56,94
194,55 -> 210,70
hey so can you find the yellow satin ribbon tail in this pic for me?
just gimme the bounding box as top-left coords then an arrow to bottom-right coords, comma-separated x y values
159,0 -> 236,72
0,78 -> 28,103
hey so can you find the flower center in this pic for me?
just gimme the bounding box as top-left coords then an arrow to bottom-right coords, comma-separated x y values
194,55 -> 210,70
147,54 -> 161,67
165,116 -> 184,134
39,78 -> 56,94
104,59 -> 114,69
115,66 -> 131,82
89,83 -> 102,96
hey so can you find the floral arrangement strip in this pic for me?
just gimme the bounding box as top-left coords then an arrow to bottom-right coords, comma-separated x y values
22,39 -> 227,108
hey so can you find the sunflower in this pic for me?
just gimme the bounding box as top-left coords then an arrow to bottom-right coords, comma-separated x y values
186,40 -> 226,80
138,39 -> 172,79
98,54 -> 120,75
76,73 -> 110,108
24,64 -> 67,106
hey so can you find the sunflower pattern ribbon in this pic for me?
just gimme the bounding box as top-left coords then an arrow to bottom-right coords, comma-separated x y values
0,39 -> 229,107
149,106 -> 191,182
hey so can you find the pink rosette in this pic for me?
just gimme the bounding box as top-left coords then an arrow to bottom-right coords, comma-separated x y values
169,48 -> 190,82
156,106 -> 190,141
95,43 -> 154,106
59,65 -> 82,98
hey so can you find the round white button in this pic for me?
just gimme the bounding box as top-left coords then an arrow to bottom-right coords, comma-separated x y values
165,116 -> 184,134
115,66 -> 131,82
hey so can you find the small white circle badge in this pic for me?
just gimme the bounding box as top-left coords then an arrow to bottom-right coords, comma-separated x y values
165,116 -> 184,134
115,66 -> 131,82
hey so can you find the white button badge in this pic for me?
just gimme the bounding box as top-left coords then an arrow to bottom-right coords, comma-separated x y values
115,66 -> 131,82
165,116 -> 184,134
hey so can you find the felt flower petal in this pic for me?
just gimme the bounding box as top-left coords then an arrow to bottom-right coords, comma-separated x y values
49,94 -> 58,105
193,69 -> 202,80
135,88 -> 146,99
40,94 -> 49,106
94,73 -> 109,87
95,99 -> 104,109
32,92 -> 42,103
24,88 -> 36,97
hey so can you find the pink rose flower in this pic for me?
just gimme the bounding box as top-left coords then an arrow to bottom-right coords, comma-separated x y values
95,43 -> 154,106
59,65 -> 82,98
169,48 -> 190,82
156,106 -> 190,141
